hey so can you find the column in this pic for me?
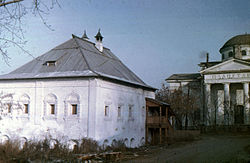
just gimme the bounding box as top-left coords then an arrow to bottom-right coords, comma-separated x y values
159,128 -> 162,144
243,83 -> 250,124
205,84 -> 211,125
224,83 -> 230,125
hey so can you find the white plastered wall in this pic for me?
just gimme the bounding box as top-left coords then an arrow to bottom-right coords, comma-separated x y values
0,78 -> 155,147
93,79 -> 154,147
0,78 -> 90,142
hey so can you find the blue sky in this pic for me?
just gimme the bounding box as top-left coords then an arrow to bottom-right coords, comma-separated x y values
2,0 -> 250,88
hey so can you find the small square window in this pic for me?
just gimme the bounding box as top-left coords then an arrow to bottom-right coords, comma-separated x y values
50,104 -> 55,115
72,104 -> 77,115
105,106 -> 109,117
24,104 -> 29,114
118,106 -> 121,118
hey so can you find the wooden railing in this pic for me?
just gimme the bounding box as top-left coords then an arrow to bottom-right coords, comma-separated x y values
146,116 -> 169,125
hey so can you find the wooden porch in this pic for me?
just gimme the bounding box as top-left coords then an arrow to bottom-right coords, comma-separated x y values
145,98 -> 175,145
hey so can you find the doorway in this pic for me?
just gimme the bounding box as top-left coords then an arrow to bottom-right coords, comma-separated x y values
234,105 -> 244,124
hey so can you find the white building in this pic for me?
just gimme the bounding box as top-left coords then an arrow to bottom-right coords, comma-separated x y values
167,34 -> 250,127
0,30 -> 156,147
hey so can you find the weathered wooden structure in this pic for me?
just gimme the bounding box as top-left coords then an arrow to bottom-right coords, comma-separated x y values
145,98 -> 175,144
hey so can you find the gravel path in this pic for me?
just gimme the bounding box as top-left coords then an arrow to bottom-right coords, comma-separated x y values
123,134 -> 250,163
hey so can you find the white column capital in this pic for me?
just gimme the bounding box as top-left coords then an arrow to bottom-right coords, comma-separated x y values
223,82 -> 230,86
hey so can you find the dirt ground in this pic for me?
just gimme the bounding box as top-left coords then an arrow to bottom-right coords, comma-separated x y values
122,133 -> 250,163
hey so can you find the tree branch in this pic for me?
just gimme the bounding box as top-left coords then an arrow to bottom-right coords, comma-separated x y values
0,0 -> 23,7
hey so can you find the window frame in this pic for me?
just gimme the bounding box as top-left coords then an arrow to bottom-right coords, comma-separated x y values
44,94 -> 58,119
104,105 -> 109,117
64,93 -> 80,118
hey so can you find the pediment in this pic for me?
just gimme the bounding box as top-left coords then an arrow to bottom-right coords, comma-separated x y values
201,59 -> 250,74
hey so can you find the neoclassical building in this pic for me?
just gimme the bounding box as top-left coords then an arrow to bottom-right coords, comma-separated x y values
167,34 -> 250,126
0,30 -> 156,147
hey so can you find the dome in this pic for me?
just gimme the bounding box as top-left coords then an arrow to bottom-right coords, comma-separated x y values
220,34 -> 250,52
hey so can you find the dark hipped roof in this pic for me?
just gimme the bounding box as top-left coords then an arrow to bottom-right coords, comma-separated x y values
0,35 -> 155,90
145,97 -> 170,106
220,34 -> 250,52
198,61 -> 222,68
166,73 -> 201,81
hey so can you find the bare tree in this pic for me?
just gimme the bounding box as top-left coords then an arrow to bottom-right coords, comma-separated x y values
0,0 -> 59,62
156,84 -> 200,129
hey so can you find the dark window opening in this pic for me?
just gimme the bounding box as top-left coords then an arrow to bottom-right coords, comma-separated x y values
118,106 -> 121,117
50,104 -> 55,114
104,106 -> 109,116
242,50 -> 247,56
7,104 -> 11,113
148,107 -> 160,116
45,61 -> 56,66
24,104 -> 29,114
72,104 -> 77,115
229,51 -> 233,58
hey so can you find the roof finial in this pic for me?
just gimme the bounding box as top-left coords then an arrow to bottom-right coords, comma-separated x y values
95,28 -> 103,41
95,28 -> 104,52
82,30 -> 89,40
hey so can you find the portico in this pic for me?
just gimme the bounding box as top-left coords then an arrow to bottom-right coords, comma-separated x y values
202,61 -> 250,126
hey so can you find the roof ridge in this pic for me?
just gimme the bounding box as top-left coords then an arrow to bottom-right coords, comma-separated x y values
73,34 -> 111,50
72,37 -> 99,76
72,36 -> 121,62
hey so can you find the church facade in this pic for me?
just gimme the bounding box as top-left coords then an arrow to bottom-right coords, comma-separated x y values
167,34 -> 250,127
0,30 -> 156,147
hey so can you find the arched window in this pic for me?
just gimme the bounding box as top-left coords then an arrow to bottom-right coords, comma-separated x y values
65,93 -> 80,117
44,94 -> 57,118
20,94 -> 30,114
130,138 -> 135,148
111,139 -> 117,147
68,140 -> 79,151
242,50 -> 247,56
103,139 -> 109,149
20,137 -> 28,149
124,138 -> 128,147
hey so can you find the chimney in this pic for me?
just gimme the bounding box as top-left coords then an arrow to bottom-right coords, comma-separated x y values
95,29 -> 103,52
206,53 -> 209,63
82,30 -> 89,40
